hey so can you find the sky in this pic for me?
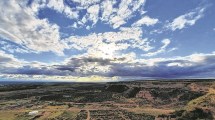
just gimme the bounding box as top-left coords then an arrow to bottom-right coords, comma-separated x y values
0,0 -> 215,82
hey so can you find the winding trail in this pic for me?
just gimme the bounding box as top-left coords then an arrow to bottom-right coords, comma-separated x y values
86,110 -> 90,120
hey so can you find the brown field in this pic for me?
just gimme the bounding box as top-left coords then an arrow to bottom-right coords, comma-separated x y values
0,79 -> 214,120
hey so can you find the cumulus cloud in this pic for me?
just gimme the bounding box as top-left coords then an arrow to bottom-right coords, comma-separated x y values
0,0 -> 152,57
86,4 -> 100,25
45,0 -> 79,19
107,0 -> 146,29
1,0 -> 213,82
40,0 -> 146,29
72,0 -> 100,7
167,6 -> 206,31
100,0 -> 115,21
64,27 -> 152,58
0,0 -> 152,56
132,16 -> 158,27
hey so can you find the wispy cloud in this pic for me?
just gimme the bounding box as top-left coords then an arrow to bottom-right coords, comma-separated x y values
0,50 -> 24,68
0,40 -> 29,53
0,0 -> 150,56
38,0 -> 147,29
142,39 -> 172,57
0,1 -> 65,55
0,0 -> 214,82
167,6 -> 206,31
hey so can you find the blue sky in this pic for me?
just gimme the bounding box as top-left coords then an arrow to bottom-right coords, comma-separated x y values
0,0 -> 215,82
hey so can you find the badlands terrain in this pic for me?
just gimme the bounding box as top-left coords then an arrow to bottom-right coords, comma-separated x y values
0,79 -> 214,120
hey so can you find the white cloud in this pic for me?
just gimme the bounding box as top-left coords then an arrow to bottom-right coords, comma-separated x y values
167,6 -> 206,31
72,0 -> 100,8
1,1 -> 215,81
100,0 -> 146,29
64,27 -> 152,58
87,4 -> 100,25
188,53 -> 206,63
45,0 -> 79,19
0,0 -> 65,55
0,40 -> 28,53
110,16 -> 126,29
101,0 -> 115,21
28,0 -> 147,29
110,0 -> 146,28
111,0 -> 133,28
142,39 -> 171,57
0,50 -> 24,68
167,62 -> 184,67
162,39 -> 171,48
132,0 -> 146,11
132,16 -> 158,27
87,4 -> 100,14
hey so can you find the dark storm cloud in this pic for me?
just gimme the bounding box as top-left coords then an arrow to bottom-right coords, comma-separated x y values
66,57 -> 112,66
2,54 -> 215,79
2,65 -> 65,76
55,66 -> 75,72
1,57 -> 117,76
108,54 -> 215,78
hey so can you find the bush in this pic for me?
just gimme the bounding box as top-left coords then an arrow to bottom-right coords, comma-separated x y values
105,85 -> 129,93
